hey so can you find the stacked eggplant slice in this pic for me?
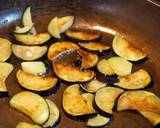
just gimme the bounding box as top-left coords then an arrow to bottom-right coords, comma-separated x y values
0,5 -> 159,128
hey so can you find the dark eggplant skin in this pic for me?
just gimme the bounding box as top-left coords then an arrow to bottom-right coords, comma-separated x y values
155,123 -> 160,128
0,92 -> 8,97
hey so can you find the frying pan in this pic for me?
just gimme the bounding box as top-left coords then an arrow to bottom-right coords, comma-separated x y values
0,0 -> 160,127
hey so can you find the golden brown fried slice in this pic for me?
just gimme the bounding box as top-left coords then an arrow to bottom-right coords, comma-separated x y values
52,62 -> 95,82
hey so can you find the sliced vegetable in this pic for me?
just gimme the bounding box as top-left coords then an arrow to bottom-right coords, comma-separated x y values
16,69 -> 57,91
52,62 -> 95,82
97,59 -> 115,76
66,28 -> 101,41
48,16 -> 60,38
115,69 -> 151,89
14,24 -> 34,34
9,91 -> 49,124
117,90 -> 160,113
139,111 -> 160,126
15,33 -> 51,45
12,44 -> 47,60
80,79 -> 106,93
43,99 -> 60,127
107,57 -> 133,76
62,84 -> 96,116
59,16 -> 74,33
78,42 -> 110,52
87,114 -> 110,127
112,34 -> 146,61
16,122 -> 41,128
47,41 -> 80,61
0,62 -> 13,92
95,87 -> 124,114
0,38 -> 12,62
22,6 -> 37,34
21,61 -> 47,76
78,49 -> 98,69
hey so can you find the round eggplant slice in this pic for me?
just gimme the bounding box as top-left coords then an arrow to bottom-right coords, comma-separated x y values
112,34 -> 146,61
77,49 -> 98,69
62,84 -> 96,116
95,87 -> 124,114
12,44 -> 47,60
43,99 -> 60,127
21,61 -> 47,76
107,57 -> 133,76
65,28 -> 101,41
9,91 -> 49,124
0,38 -> 12,62
52,62 -> 95,82
16,122 -> 42,128
47,41 -> 80,61
15,33 -> 51,45
16,69 -> 57,91
59,16 -> 74,33
14,24 -> 34,34
22,6 -> 37,34
80,79 -> 107,93
78,42 -> 110,52
97,59 -> 115,76
114,69 -> 151,89
117,90 -> 160,113
87,114 -> 111,127
139,111 -> 160,126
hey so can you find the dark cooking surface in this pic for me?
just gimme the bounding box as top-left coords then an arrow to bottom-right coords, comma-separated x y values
0,0 -> 160,128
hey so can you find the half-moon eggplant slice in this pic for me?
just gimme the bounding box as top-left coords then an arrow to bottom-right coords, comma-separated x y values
14,24 -> 34,34
117,90 -> 160,113
43,99 -> 60,127
22,6 -> 37,34
47,41 -> 80,61
77,49 -> 98,69
9,91 -> 49,124
15,33 -> 51,45
87,114 -> 111,127
16,122 -> 42,128
0,62 -> 13,93
80,79 -> 107,93
112,34 -> 146,61
12,44 -> 47,60
66,28 -> 101,41
114,69 -> 151,89
62,84 -> 96,116
52,62 -> 95,82
95,87 -> 124,115
0,38 -> 12,62
16,70 -> 57,92
78,42 -> 110,52
139,111 -> 160,126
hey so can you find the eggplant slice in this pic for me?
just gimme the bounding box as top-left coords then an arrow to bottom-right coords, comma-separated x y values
52,62 -> 95,82
0,62 -> 13,92
80,79 -> 107,93
95,87 -> 124,114
114,69 -> 151,89
22,6 -> 37,34
139,111 -> 160,126
16,122 -> 41,128
87,114 -> 111,127
12,44 -> 47,60
9,91 -> 49,124
16,69 -> 57,91
77,49 -> 98,69
15,33 -> 51,45
14,24 -> 34,34
47,41 -> 80,61
78,42 -> 110,52
0,38 -> 12,62
62,84 -> 96,116
66,28 -> 101,41
43,99 -> 60,127
117,90 -> 160,113
112,34 -> 146,61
